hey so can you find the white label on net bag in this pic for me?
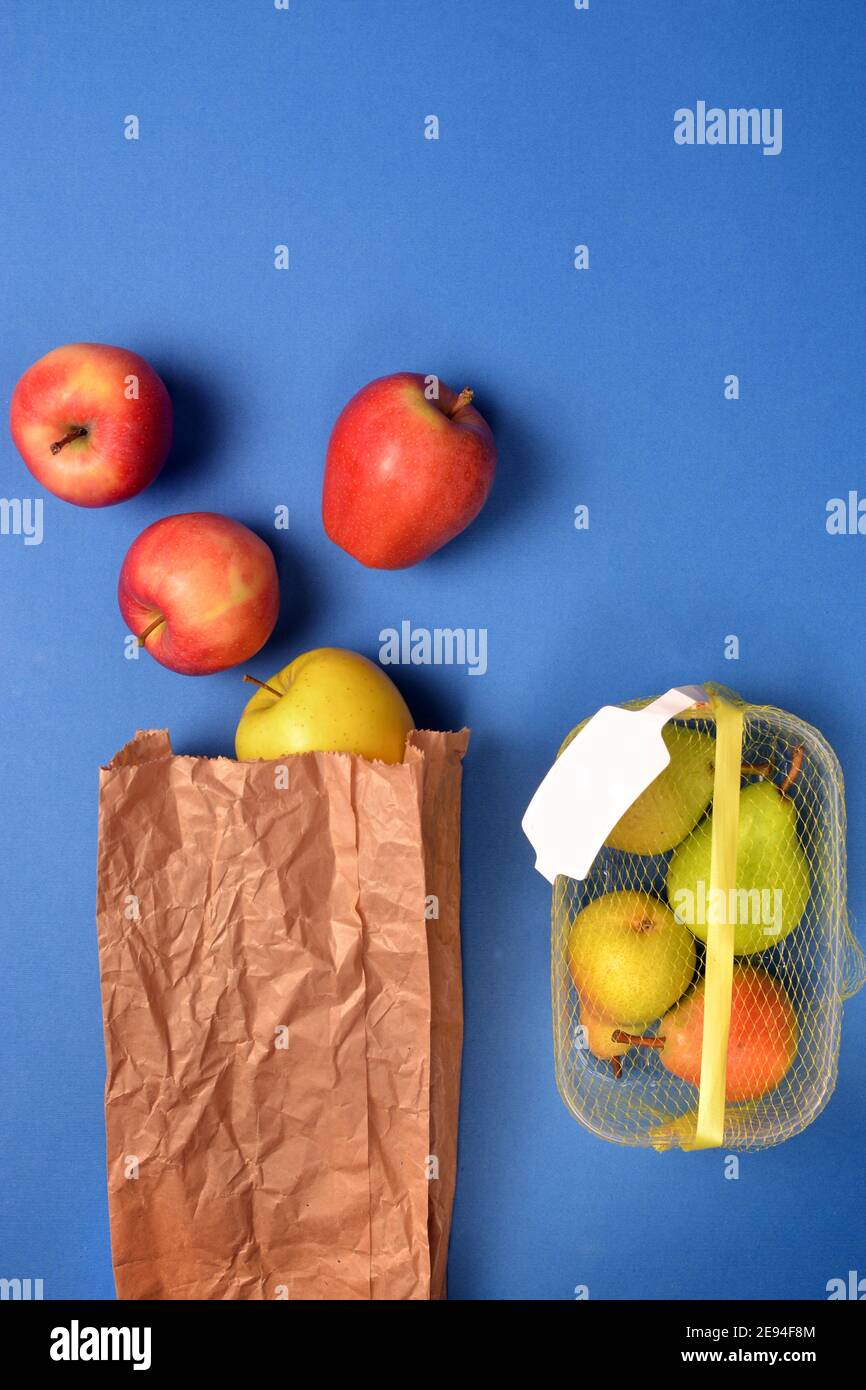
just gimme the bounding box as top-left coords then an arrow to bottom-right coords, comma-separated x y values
522,685 -> 708,883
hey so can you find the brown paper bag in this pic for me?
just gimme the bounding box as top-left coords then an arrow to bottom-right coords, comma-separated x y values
95,728 -> 468,1300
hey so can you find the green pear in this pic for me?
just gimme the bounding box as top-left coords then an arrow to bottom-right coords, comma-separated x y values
567,891 -> 696,1026
667,780 -> 810,955
559,719 -> 717,854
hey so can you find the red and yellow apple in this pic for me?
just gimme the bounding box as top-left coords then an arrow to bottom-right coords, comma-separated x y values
10,343 -> 172,506
235,647 -> 414,764
118,513 -> 279,676
322,372 -> 497,568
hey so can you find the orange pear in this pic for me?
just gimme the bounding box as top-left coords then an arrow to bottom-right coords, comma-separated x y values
616,966 -> 798,1102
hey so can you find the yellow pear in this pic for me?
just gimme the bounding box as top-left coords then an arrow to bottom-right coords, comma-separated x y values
568,891 -> 696,1025
579,1004 -> 634,1061
560,719 -> 716,854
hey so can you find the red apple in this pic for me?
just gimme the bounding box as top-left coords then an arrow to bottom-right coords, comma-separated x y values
118,513 -> 280,676
10,342 -> 172,507
322,372 -> 496,568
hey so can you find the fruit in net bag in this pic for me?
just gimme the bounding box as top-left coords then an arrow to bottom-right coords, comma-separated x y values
567,891 -> 696,1028
667,748 -> 810,955
551,690 -> 864,1149
615,966 -> 798,1102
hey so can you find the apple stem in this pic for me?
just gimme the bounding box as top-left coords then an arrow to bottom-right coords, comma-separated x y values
612,1030 -> 666,1050
448,387 -> 474,417
50,426 -> 88,455
243,673 -> 282,699
137,615 -> 165,646
779,744 -> 804,798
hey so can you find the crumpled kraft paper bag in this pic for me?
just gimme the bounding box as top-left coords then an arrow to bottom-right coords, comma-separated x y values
95,728 -> 468,1301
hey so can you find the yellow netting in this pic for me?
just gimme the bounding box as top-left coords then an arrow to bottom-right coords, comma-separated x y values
552,685 -> 866,1151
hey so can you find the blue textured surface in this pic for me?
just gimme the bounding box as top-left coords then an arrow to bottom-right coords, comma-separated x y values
1,1 -> 864,1301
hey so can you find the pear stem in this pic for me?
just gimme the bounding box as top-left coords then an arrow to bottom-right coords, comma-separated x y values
779,744 -> 804,798
50,425 -> 88,454
610,1056 -> 623,1079
137,615 -> 165,646
741,761 -> 772,779
612,1030 -> 666,1050
448,387 -> 474,417
243,673 -> 282,699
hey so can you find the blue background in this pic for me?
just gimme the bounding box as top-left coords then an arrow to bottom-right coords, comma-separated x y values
1,0 -> 863,1301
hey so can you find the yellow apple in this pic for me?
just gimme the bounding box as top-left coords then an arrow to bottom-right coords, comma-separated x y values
235,647 -> 414,764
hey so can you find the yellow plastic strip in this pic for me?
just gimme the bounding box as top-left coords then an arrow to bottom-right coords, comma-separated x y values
688,696 -> 743,1150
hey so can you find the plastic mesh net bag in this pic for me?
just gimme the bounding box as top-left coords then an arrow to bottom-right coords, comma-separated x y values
551,686 -> 865,1151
